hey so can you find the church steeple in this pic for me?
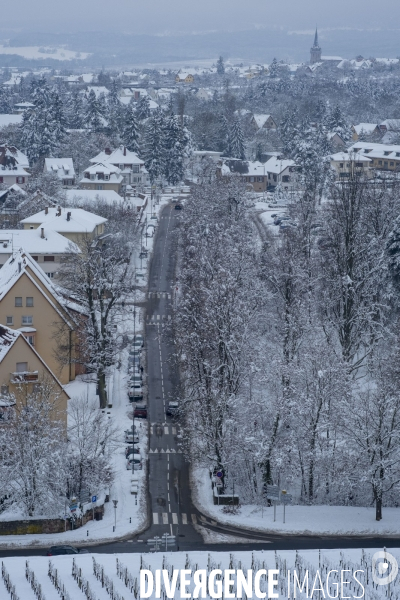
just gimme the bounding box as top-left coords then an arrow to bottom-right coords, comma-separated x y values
310,27 -> 322,64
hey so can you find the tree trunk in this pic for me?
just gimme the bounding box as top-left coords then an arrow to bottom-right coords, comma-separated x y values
376,495 -> 382,521
98,371 -> 108,409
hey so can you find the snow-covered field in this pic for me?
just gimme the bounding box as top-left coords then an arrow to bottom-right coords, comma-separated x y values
193,466 -> 400,537
0,45 -> 90,60
1,548 -> 399,599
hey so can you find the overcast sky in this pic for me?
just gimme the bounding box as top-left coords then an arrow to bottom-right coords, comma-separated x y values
0,0 -> 397,35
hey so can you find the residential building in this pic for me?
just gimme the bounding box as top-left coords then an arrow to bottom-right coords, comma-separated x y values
89,147 -> 149,189
0,325 -> 69,423
0,145 -> 30,188
351,123 -> 380,141
13,102 -> 35,114
0,250 -> 79,385
20,206 -> 107,245
327,132 -> 347,149
0,115 -> 23,128
44,158 -> 76,187
79,161 -> 124,193
264,157 -> 300,190
250,114 -> 278,132
329,151 -> 372,179
348,142 -> 400,172
0,229 -> 79,277
218,159 -> 268,192
175,72 -> 194,84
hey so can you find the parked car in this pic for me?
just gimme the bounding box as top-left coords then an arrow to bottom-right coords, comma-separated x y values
132,340 -> 142,351
134,405 -> 148,419
135,271 -> 145,281
124,431 -> 139,444
126,454 -> 142,470
274,216 -> 290,226
134,334 -> 144,347
166,401 -> 179,417
46,545 -> 88,556
174,204 -> 183,210
126,445 -> 140,458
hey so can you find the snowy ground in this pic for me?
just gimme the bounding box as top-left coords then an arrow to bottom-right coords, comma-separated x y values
0,45 -> 90,60
193,467 -> 400,537
1,548 -> 398,599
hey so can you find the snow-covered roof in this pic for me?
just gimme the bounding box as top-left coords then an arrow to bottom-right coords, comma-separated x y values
176,72 -> 193,80
0,144 -> 29,169
44,158 -> 75,180
375,58 -> 399,65
380,119 -> 400,130
0,229 -> 79,256
0,324 -> 20,363
252,114 -> 274,129
83,161 -> 122,176
330,151 -> 371,162
348,142 -> 400,160
0,183 -> 26,201
0,114 -> 22,128
353,123 -> 378,135
20,207 -> 107,233
90,147 -> 144,166
64,189 -> 122,206
321,56 -> 343,61
86,86 -> 109,98
264,156 -> 296,174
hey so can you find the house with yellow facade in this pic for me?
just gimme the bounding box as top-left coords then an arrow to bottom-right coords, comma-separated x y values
0,249 -> 82,385
0,324 -> 69,423
20,206 -> 107,246
175,72 -> 194,84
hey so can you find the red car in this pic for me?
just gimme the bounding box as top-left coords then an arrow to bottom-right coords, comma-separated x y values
134,405 -> 147,418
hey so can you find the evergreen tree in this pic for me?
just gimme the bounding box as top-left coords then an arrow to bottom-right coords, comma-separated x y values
20,77 -> 58,164
269,57 -> 279,78
164,113 -> 190,185
0,88 -> 13,114
107,80 -> 123,134
218,113 -> 230,155
85,89 -> 104,132
217,56 -> 225,75
387,215 -> 400,289
67,90 -> 85,129
142,108 -> 166,183
122,102 -> 140,153
136,95 -> 151,120
325,104 -> 350,141
228,116 -> 245,159
50,89 -> 67,145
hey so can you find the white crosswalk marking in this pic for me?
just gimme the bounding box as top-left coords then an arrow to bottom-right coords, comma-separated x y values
162,513 -> 169,524
192,514 -> 197,524
172,427 -> 176,435
153,513 -> 159,525
157,314 -> 160,320
168,315 -> 171,320
164,426 -> 169,434
172,513 -> 178,524
181,513 -> 187,524
150,426 -> 153,435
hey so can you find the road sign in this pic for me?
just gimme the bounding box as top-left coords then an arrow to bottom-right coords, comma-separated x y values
281,493 -> 292,504
91,495 -> 97,503
216,471 -> 223,478
264,484 -> 280,500
69,504 -> 78,512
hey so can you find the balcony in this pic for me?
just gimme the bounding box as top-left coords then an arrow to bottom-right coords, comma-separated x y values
10,371 -> 39,384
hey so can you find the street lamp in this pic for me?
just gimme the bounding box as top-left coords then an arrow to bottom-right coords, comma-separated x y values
113,499 -> 118,531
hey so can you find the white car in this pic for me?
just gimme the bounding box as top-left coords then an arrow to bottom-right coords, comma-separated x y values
126,455 -> 142,470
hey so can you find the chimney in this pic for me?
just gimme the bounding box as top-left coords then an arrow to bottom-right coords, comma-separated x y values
56,206 -> 61,217
41,227 -> 44,239
105,147 -> 111,155
67,212 -> 71,221
18,262 -> 21,273
45,206 -> 48,215
124,147 -> 126,156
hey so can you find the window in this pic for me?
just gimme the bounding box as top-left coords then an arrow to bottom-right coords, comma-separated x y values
26,297 -> 33,307
46,272 -> 54,279
119,164 -> 124,169
15,297 -> 22,307
355,163 -> 363,168
31,256 -> 38,262
6,316 -> 13,325
379,161 -> 383,165
96,185 -> 103,190
90,174 -> 95,180
16,176 -> 25,184
22,316 -> 33,325
0,177 -> 3,183
250,177 -> 254,182
384,161 -> 388,167
257,177 -> 263,182
44,256 -> 54,262
26,335 -> 34,346
339,163 -> 344,168
16,362 -> 28,372
104,174 -> 110,181
390,162 -> 394,166
132,165 -> 139,173
282,175 -> 290,182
